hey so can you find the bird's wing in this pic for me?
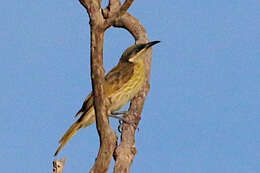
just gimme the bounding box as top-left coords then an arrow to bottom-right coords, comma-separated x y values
74,93 -> 93,117
75,62 -> 134,117
104,62 -> 134,97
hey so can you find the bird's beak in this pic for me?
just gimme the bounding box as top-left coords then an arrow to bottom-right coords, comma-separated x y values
145,41 -> 160,49
128,41 -> 160,62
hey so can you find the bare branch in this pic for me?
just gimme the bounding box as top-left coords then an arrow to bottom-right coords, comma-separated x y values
112,12 -> 153,173
53,158 -> 66,173
88,28 -> 117,173
113,13 -> 148,43
77,0 -> 118,172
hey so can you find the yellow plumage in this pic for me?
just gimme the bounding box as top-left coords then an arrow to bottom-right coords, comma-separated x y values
54,41 -> 160,156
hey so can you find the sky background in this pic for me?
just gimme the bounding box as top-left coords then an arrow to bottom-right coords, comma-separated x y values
1,0 -> 260,172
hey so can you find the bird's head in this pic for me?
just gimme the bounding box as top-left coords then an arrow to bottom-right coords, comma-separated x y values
120,41 -> 160,63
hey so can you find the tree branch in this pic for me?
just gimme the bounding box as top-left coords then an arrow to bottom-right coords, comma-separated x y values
89,28 -> 118,173
112,12 -> 152,173
78,0 -> 118,172
113,13 -> 148,44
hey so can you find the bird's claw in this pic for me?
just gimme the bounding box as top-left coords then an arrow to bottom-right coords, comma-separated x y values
109,111 -> 139,132
117,119 -> 139,133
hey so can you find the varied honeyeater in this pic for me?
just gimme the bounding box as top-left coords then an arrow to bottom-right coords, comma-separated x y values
54,41 -> 160,156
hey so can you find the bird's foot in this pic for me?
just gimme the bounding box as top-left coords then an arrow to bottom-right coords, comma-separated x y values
109,111 -> 134,124
109,112 -> 128,122
109,111 -> 138,132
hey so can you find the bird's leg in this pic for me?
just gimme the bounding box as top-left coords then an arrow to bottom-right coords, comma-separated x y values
109,113 -> 127,122
109,111 -> 130,123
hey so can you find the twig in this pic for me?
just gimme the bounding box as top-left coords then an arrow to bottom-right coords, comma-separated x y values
53,158 -> 66,173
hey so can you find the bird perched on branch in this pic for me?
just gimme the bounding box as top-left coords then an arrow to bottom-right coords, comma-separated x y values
54,41 -> 160,156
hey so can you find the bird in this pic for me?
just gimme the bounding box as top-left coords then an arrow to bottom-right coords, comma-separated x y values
54,41 -> 160,156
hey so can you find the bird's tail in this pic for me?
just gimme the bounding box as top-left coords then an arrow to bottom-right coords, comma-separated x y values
54,121 -> 81,156
54,108 -> 95,156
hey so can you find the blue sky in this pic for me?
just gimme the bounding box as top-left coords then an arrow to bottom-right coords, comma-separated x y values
1,0 -> 260,172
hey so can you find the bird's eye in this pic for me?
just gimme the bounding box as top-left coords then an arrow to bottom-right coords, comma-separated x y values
131,49 -> 138,56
